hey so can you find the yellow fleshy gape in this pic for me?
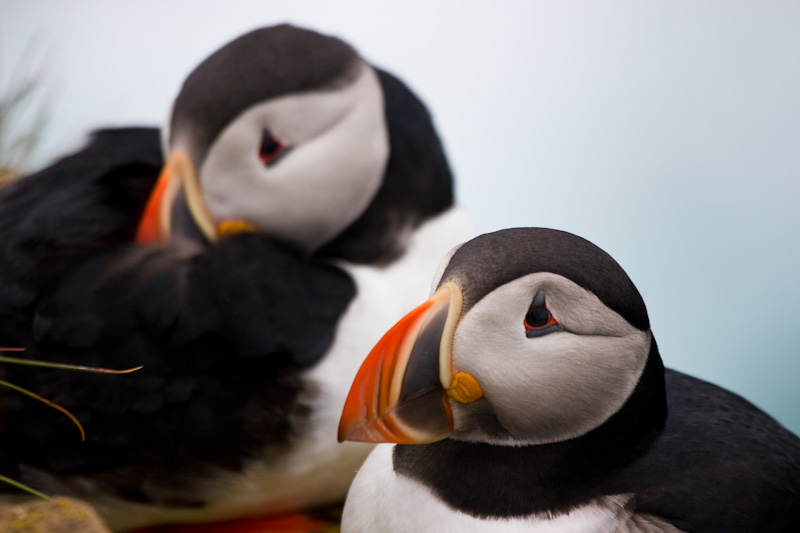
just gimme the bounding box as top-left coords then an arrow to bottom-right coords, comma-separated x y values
217,219 -> 258,237
446,371 -> 483,404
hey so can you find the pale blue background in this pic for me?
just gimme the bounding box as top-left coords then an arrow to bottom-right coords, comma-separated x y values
3,1 -> 799,434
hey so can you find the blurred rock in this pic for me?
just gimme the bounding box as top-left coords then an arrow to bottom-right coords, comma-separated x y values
0,496 -> 110,533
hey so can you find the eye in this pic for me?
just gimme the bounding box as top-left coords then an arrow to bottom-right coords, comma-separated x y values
524,290 -> 561,338
259,129 -> 288,166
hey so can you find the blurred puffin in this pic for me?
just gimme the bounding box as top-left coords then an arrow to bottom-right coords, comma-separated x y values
339,228 -> 800,532
0,25 -> 472,530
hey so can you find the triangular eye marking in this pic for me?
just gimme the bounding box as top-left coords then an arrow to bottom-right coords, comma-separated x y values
524,290 -> 562,338
259,129 -> 290,167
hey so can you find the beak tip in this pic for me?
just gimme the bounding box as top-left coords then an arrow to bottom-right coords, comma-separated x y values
337,284 -> 463,446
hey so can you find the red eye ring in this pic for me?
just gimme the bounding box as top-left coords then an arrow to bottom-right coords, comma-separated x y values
524,307 -> 559,331
524,291 -> 561,338
259,129 -> 287,166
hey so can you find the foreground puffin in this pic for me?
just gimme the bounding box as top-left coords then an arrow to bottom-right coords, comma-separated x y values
0,25 -> 472,530
339,228 -> 800,532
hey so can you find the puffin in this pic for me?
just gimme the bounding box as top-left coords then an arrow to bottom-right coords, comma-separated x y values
338,228 -> 800,532
0,25 -> 473,530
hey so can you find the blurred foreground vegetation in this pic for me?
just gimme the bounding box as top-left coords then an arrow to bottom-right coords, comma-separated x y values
0,45 -> 49,186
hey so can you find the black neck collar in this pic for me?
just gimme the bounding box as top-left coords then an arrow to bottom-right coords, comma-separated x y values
393,336 -> 667,518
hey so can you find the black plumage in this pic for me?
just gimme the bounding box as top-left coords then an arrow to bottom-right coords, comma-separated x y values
0,128 -> 355,505
440,227 -> 649,329
0,128 -> 162,314
394,361 -> 800,531
0,26 -> 463,527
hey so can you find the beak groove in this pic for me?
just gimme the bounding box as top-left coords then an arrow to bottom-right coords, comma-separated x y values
338,282 -> 473,444
135,151 -> 219,244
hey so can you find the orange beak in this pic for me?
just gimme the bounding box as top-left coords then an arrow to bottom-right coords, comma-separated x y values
338,282 -> 483,444
135,151 -> 219,244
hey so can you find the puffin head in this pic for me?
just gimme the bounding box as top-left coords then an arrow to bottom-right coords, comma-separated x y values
338,228 -> 658,446
137,24 -> 453,262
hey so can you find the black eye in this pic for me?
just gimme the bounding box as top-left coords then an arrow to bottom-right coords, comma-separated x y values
524,291 -> 561,338
525,307 -> 551,328
259,129 -> 288,166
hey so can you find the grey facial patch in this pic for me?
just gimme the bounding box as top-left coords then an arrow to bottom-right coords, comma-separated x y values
314,68 -> 457,265
197,64 -> 388,252
451,272 -> 651,445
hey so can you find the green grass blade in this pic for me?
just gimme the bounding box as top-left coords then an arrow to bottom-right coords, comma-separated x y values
0,474 -> 52,501
0,353 -> 142,374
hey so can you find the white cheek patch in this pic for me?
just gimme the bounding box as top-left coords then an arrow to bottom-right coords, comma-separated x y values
452,272 -> 651,445
198,62 -> 389,252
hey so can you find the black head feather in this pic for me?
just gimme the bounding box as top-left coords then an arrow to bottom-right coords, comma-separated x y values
170,24 -> 360,165
440,228 -> 649,331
